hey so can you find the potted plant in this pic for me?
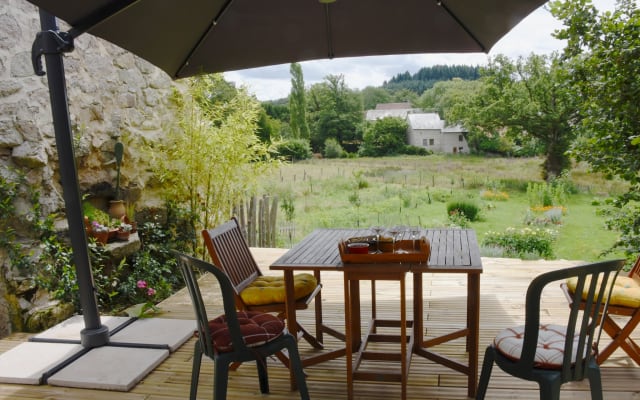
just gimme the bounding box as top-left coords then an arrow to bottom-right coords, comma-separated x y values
89,221 -> 110,245
83,202 -> 113,245
108,141 -> 126,219
116,222 -> 132,241
124,201 -> 137,233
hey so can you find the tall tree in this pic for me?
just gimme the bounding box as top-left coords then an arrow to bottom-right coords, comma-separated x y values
289,63 -> 310,139
417,78 -> 482,121
360,86 -> 392,110
453,54 -> 576,179
307,74 -> 363,152
551,0 -> 640,257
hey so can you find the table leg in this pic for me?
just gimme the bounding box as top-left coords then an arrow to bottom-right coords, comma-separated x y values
283,270 -> 298,338
413,272 -> 423,349
283,270 -> 297,389
400,275 -> 407,400
351,279 -> 361,348
344,273 -> 354,400
467,273 -> 480,398
371,280 -> 376,322
314,270 -> 323,343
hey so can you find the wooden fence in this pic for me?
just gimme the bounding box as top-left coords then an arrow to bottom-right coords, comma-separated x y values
233,195 -> 278,247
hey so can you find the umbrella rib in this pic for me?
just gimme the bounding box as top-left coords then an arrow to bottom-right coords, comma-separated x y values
437,0 -> 487,52
67,0 -> 140,39
323,4 -> 335,59
175,0 -> 236,78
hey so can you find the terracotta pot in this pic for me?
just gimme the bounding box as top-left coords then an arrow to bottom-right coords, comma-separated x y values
108,200 -> 126,219
116,230 -> 130,241
91,231 -> 109,245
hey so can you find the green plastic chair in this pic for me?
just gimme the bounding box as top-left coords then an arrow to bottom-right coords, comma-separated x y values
174,252 -> 310,400
476,259 -> 624,400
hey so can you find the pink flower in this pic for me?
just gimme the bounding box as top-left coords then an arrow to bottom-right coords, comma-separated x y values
147,287 -> 156,296
137,280 -> 147,289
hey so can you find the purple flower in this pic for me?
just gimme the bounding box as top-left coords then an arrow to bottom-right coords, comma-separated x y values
137,280 -> 147,289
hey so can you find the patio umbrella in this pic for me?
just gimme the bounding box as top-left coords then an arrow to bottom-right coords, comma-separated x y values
28,0 -> 547,78
26,0 -> 547,347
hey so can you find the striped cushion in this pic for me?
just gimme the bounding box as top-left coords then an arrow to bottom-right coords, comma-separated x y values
494,324 -> 590,369
208,311 -> 284,353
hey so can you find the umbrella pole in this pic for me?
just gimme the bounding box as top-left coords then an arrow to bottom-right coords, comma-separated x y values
35,10 -> 109,348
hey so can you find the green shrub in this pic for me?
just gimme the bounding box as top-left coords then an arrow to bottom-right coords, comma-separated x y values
402,145 -> 430,155
446,199 -> 481,222
275,138 -> 313,161
482,227 -> 557,259
527,179 -> 570,209
323,138 -> 345,158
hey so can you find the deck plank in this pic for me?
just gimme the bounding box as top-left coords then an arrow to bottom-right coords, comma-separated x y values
0,251 -> 638,399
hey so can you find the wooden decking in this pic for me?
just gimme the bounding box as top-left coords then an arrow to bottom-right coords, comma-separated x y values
0,249 -> 639,399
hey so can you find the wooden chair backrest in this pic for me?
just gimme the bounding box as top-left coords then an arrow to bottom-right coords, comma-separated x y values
629,255 -> 640,283
202,217 -> 262,297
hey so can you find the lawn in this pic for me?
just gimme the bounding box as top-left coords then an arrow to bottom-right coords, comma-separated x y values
258,155 -> 627,262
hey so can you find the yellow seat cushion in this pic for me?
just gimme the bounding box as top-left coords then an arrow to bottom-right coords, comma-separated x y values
567,276 -> 640,308
240,273 -> 317,306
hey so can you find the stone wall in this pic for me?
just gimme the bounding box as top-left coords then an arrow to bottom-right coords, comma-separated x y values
0,0 -> 184,337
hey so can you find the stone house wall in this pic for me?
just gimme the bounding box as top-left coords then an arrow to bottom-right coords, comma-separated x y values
0,0 -> 184,337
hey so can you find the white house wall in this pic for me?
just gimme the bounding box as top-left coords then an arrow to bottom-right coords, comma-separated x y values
407,129 -> 470,154
439,131 -> 469,154
368,104 -> 470,154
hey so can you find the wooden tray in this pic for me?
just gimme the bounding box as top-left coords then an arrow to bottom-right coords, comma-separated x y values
339,237 -> 430,264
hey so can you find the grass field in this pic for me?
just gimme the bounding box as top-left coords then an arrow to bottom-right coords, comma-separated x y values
258,155 -> 628,262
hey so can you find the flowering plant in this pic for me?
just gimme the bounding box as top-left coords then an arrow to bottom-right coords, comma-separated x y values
91,221 -> 109,233
125,279 -> 160,317
119,222 -> 133,232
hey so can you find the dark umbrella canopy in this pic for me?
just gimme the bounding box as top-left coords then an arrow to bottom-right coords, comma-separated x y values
25,0 -> 546,347
28,0 -> 547,79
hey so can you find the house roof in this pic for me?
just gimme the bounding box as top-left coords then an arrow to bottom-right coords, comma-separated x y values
365,109 -> 414,121
407,113 -> 445,130
443,125 -> 467,133
375,102 -> 413,110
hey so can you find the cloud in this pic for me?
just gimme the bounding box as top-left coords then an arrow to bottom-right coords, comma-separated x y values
224,0 -> 615,101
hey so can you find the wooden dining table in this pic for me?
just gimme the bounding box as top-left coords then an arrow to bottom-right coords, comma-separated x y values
270,228 -> 483,399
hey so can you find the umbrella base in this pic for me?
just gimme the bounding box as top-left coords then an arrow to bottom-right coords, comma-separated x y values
80,324 -> 110,348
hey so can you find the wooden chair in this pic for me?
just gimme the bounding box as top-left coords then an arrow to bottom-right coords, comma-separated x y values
202,218 -> 324,351
476,259 -> 624,400
174,251 -> 310,400
562,255 -> 640,365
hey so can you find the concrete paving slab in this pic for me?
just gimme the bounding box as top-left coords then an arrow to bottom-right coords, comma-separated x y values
0,342 -> 83,384
109,318 -> 195,352
32,315 -> 132,341
47,346 -> 169,391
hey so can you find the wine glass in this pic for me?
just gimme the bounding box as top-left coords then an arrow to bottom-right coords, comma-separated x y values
370,225 -> 384,253
395,226 -> 409,254
387,225 -> 402,254
410,226 -> 421,251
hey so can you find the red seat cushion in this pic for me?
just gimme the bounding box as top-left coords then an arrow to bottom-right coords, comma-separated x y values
208,311 -> 285,353
494,324 -> 590,369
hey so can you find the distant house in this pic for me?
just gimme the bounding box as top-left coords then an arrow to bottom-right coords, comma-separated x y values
365,103 -> 469,154
364,102 -> 422,121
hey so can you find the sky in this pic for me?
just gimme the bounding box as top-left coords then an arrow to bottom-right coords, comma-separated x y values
223,0 -> 616,101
